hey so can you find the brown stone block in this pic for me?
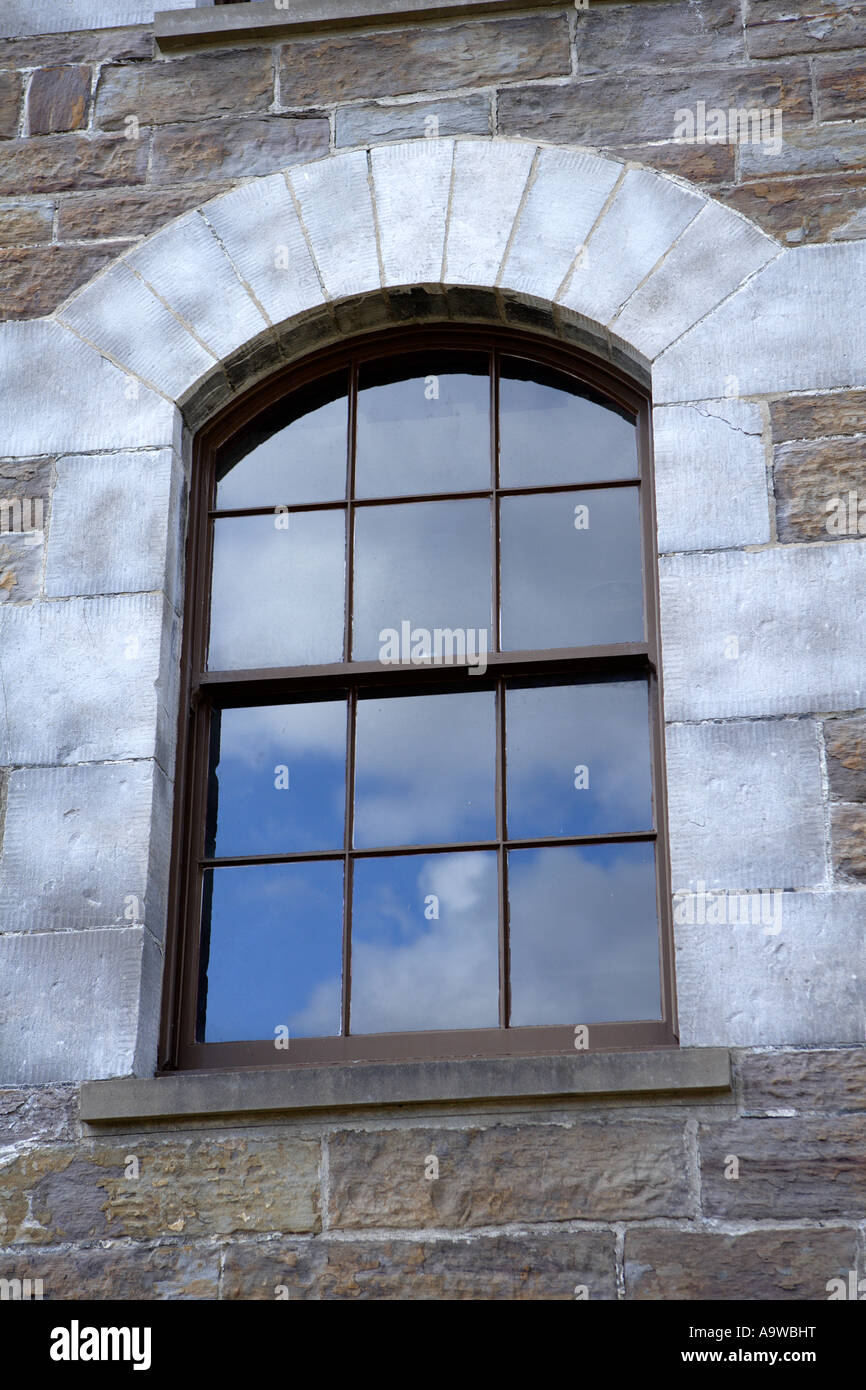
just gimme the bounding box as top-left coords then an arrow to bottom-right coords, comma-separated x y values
499,66 -> 812,148
222,1231 -> 617,1300
151,115 -> 328,184
0,1085 -> 77,1143
625,1226 -> 856,1300
579,0 -> 745,73
0,132 -> 148,196
770,390 -> 866,442
817,54 -> 866,122
773,437 -> 866,541
700,1116 -> 866,1218
335,94 -> 490,148
0,199 -> 54,246
825,717 -> 866,803
749,1 -> 866,59
57,180 -> 232,241
0,71 -> 21,139
0,243 -> 127,320
0,1136 -> 320,1244
831,804 -> 866,883
0,458 -> 53,500
739,1047 -> 866,1115
27,66 -> 91,135
0,1244 -> 219,1300
724,172 -> 866,245
279,15 -> 570,107
600,139 -> 735,185
95,49 -> 273,131
329,1122 -> 691,1230
741,120 -> 866,179
0,28 -> 151,70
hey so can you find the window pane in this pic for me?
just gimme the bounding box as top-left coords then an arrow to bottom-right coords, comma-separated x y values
200,861 -> 344,1042
499,358 -> 637,488
209,510 -> 345,669
500,487 -> 643,650
354,689 -> 496,848
215,373 -> 348,509
506,680 -> 652,839
508,843 -> 661,1026
352,499 -> 492,663
350,851 -> 498,1033
356,353 -> 489,498
206,701 -> 346,857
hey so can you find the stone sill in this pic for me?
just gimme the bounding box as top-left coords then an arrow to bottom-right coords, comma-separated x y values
80,1048 -> 732,1123
155,0 -> 568,51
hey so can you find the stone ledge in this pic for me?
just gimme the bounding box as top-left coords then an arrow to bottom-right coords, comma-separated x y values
80,1048 -> 732,1122
155,0 -> 567,51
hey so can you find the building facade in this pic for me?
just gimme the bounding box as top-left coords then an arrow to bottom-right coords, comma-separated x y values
0,0 -> 865,1300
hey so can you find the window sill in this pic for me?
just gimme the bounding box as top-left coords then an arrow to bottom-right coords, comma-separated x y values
155,0 -> 567,52
80,1048 -> 731,1123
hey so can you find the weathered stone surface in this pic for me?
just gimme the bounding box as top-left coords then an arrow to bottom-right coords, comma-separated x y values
774,437 -> 866,541
0,26 -> 151,68
0,926 -> 157,1084
831,804 -> 866,883
0,131 -> 148,196
0,0 -> 181,40
747,0 -> 866,58
336,94 -> 489,147
579,0 -> 745,71
771,390 -> 866,442
57,180 -> 231,242
95,49 -> 273,130
0,531 -> 42,602
701,1115 -> 866,1218
653,401 -> 770,553
498,66 -> 812,148
725,172 -> 866,246
739,1047 -> 866,1115
600,138 -> 735,185
151,115 -> 328,184
444,138 -> 534,286
740,119 -> 866,179
816,54 -> 866,122
675,890 -> 866,1048
371,140 -> 453,285
825,716 -> 866,802
0,458 -> 52,499
0,69 -> 21,138
329,1123 -> 691,1229
660,543 -> 866,721
222,1231 -> 617,1300
279,15 -> 570,106
626,1227 -> 856,1301
0,1136 -> 320,1244
0,1085 -> 78,1143
666,719 -> 825,893
288,149 -> 380,302
27,64 -> 90,135
0,198 -> 54,245
0,242 -> 127,320
0,1243 -> 219,1300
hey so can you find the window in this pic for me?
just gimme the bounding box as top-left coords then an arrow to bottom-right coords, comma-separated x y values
161,327 -> 676,1070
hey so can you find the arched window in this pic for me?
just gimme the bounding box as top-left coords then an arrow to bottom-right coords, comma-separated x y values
161,326 -> 676,1070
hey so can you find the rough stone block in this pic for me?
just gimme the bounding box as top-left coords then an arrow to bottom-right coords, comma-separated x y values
0,320 -> 179,456
371,140 -> 453,285
443,138 -> 534,287
222,1231 -> 617,1300
0,200 -> 55,247
739,119 -> 866,179
502,148 -> 622,301
288,150 -> 380,302
674,890 -> 866,1047
0,1085 -> 78,1143
151,116 -> 329,185
0,131 -> 148,197
0,530 -> 42,603
659,543 -> 866,720
328,1122 -> 691,1228
56,181 -> 232,243
747,0 -> 866,58
653,401 -> 770,552
771,390 -> 866,443
625,1227 -> 856,1300
0,1244 -> 219,1300
666,719 -> 825,892
816,53 -> 866,123
613,201 -> 777,360
830,804 -> 866,883
0,242 -> 126,321
336,95 -> 489,148
825,715 -> 866,802
0,26 -> 151,67
774,437 -> 866,542
0,69 -> 20,138
95,48 -> 273,130
739,1046 -> 866,1115
700,1114 -> 866,1218
724,171 -> 866,246
579,0 -> 745,71
27,64 -> 91,135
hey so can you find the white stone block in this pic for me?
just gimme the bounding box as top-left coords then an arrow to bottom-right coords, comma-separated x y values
288,150 -> 381,302
371,140 -> 454,285
444,138 -> 535,286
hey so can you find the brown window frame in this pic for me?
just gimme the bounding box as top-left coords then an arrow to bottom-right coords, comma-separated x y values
159,324 -> 678,1072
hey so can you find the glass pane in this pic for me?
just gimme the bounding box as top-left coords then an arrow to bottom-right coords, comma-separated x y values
500,487 -> 643,650
200,861 -> 344,1042
499,358 -> 637,488
206,701 -> 346,857
354,689 -> 496,848
508,843 -> 661,1026
352,499 -> 492,663
350,851 -> 498,1033
506,680 -> 652,839
356,353 -> 489,498
215,373 -> 348,509
209,510 -> 345,669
